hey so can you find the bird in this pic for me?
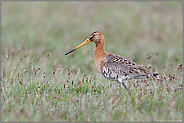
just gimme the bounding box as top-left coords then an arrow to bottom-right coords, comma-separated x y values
65,30 -> 159,95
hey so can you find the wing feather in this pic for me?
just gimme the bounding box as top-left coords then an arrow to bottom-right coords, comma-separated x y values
101,54 -> 155,80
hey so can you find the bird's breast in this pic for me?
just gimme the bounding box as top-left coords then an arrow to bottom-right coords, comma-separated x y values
93,49 -> 107,71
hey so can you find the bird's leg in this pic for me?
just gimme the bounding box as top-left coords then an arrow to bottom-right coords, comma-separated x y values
118,82 -> 121,95
121,82 -> 131,96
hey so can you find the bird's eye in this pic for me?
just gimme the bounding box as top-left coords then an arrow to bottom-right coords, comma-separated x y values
93,34 -> 95,37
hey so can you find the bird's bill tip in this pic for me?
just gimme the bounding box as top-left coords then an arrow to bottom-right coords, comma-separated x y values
65,38 -> 91,55
65,49 -> 75,55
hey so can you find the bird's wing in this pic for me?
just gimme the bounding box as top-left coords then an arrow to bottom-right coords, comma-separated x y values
100,53 -> 154,79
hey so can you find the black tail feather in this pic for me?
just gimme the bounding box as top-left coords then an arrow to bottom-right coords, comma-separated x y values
153,73 -> 160,78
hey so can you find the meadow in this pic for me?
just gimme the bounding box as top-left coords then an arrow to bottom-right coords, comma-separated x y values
1,1 -> 183,122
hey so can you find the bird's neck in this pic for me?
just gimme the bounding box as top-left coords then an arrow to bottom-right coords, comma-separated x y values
93,43 -> 106,71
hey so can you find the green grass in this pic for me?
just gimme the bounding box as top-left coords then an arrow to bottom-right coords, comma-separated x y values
1,1 -> 183,122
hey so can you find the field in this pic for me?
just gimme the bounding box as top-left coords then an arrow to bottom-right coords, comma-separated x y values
1,1 -> 183,122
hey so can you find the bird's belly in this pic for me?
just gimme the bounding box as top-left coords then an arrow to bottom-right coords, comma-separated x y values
101,66 -> 133,82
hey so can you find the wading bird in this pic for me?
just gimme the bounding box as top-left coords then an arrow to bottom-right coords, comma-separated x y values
65,31 -> 159,95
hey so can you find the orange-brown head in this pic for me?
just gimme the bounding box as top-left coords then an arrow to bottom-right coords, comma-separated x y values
65,30 -> 105,55
88,31 -> 105,47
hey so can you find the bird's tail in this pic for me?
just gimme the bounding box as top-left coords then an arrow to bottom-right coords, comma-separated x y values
147,73 -> 160,79
152,73 -> 160,79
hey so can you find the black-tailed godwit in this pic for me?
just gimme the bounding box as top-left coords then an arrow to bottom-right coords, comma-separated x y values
65,31 -> 159,95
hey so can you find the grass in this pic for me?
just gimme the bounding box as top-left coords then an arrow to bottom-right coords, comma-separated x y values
1,1 -> 183,122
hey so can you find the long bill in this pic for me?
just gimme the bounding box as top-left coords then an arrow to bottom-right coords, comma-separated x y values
65,38 -> 91,55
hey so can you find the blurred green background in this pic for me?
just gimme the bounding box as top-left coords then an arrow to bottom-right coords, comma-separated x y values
1,1 -> 183,122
